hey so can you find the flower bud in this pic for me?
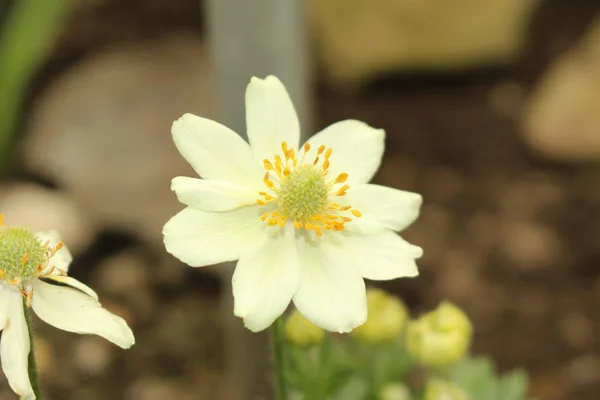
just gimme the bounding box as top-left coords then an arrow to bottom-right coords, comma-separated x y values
284,309 -> 324,347
405,302 -> 472,367
423,379 -> 468,400
352,288 -> 408,343
379,383 -> 412,400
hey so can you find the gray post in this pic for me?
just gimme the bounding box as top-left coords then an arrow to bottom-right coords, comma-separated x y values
205,1 -> 311,399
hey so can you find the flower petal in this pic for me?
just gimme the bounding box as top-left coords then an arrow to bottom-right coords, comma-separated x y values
324,230 -> 421,281
31,279 -> 134,349
0,285 -> 12,330
163,206 -> 267,267
36,230 -> 72,273
344,184 -> 422,234
171,176 -> 258,211
306,120 -> 385,184
0,290 -> 34,400
172,113 -> 263,187
292,237 -> 367,333
40,275 -> 99,301
232,226 -> 300,332
246,76 -> 301,163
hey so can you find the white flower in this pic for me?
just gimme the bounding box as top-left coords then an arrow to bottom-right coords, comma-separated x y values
0,221 -> 134,399
163,75 -> 422,333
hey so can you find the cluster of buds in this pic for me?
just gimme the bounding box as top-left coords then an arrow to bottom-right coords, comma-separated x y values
352,288 -> 408,343
406,302 -> 473,367
284,308 -> 325,347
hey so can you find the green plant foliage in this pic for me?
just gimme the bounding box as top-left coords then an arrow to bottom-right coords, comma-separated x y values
448,356 -> 535,400
0,0 -> 74,170
283,295 -> 535,400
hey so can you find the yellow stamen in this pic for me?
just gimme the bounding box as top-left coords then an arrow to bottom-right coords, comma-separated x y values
336,185 -> 349,196
351,210 -> 362,217
256,141 -> 361,237
334,173 -> 348,183
264,160 -> 274,170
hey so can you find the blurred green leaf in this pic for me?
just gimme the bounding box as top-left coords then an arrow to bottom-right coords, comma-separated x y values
0,0 -> 74,170
448,356 -> 531,400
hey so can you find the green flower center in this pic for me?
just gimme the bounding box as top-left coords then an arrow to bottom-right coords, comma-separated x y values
0,227 -> 47,282
278,166 -> 328,222
257,141 -> 362,236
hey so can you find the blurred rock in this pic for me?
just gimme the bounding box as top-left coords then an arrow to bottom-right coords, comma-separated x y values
523,15 -> 600,160
566,354 -> 600,387
73,337 -> 113,375
499,174 -> 566,220
95,250 -> 150,295
23,33 -> 211,248
559,312 -> 595,350
310,0 -> 539,88
93,249 -> 156,322
0,182 -> 95,252
501,220 -> 563,272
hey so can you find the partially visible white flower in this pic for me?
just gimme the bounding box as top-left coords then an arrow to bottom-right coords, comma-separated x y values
163,75 -> 423,333
0,219 -> 134,399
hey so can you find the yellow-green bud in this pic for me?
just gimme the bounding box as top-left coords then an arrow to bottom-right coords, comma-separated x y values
423,379 -> 469,400
405,302 -> 472,367
379,383 -> 412,400
0,227 -> 47,282
284,309 -> 324,347
353,288 -> 408,343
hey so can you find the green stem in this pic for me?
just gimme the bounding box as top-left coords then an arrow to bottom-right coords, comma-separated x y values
270,317 -> 288,400
23,302 -> 41,399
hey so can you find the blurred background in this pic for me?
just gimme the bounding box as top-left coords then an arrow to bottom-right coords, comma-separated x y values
0,0 -> 599,399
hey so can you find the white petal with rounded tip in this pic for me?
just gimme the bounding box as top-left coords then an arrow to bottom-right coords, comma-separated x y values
233,226 -> 300,332
306,120 -> 385,185
40,276 -> 99,301
171,176 -> 258,211
343,184 -> 422,234
31,280 -> 134,349
292,237 -> 367,333
172,113 -> 263,187
0,289 -> 34,400
163,206 -> 268,267
246,76 -> 300,163
36,230 -> 72,273
324,230 -> 421,281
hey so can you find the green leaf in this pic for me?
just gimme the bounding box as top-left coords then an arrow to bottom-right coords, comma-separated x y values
0,0 -> 75,170
447,356 -> 531,400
